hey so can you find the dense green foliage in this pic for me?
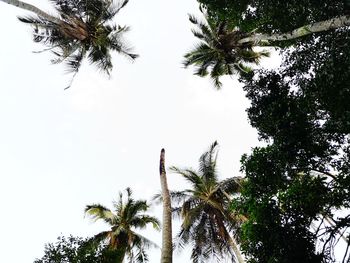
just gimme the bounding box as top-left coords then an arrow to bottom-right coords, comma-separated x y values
198,0 -> 349,33
34,236 -> 124,263
214,1 -> 350,262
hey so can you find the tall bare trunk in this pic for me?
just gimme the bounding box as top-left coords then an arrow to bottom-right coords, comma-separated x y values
238,15 -> 350,45
227,235 -> 245,263
1,0 -> 61,24
159,149 -> 172,263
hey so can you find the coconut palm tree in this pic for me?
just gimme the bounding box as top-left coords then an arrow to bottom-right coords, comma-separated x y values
184,14 -> 269,88
85,188 -> 160,263
169,141 -> 245,263
1,0 -> 138,88
185,11 -> 350,88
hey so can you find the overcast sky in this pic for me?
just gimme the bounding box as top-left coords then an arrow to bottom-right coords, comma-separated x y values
0,0 -> 282,262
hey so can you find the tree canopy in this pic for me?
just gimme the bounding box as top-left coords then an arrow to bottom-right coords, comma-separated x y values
33,235 -> 124,263
198,0 -> 350,33
221,1 -> 350,261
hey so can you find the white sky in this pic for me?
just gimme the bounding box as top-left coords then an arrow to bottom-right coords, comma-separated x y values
0,0 -> 283,262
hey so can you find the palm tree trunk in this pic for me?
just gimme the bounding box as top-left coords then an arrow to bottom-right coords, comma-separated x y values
239,15 -> 350,45
227,235 -> 245,263
0,0 -> 61,24
159,149 -> 173,263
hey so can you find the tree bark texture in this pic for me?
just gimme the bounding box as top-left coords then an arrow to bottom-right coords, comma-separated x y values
228,236 -> 246,263
1,0 -> 61,24
239,15 -> 350,45
159,149 -> 173,263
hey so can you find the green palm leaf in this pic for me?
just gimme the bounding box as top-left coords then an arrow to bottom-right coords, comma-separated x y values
85,204 -> 116,225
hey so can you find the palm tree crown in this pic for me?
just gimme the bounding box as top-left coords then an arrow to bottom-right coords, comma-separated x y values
168,141 -> 245,263
17,0 -> 138,87
184,12 -> 269,88
85,188 -> 160,263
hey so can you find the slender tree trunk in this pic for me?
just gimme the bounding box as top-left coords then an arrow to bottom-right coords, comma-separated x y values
238,15 -> 350,45
227,235 -> 245,263
159,149 -> 173,263
0,0 -> 61,24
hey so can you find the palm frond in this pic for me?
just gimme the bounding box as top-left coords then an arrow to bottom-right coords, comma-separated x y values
108,28 -> 139,60
199,141 -> 219,182
88,45 -> 112,73
126,232 -> 160,263
153,190 -> 191,206
90,230 -> 111,244
188,14 -> 200,25
18,15 -> 59,44
18,15 -> 51,26
130,215 -> 160,231
169,166 -> 203,187
64,49 -> 84,73
172,206 -> 183,219
219,177 -> 244,194
133,246 -> 149,263
191,29 -> 207,41
233,62 -> 253,74
151,192 -> 162,204
125,200 -> 149,221
102,0 -> 129,22
170,190 -> 192,205
85,204 -> 116,225
133,233 -> 160,250
181,201 -> 205,230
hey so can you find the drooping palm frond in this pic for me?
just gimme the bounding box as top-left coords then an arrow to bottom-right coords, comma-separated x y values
90,230 -> 112,244
85,204 -> 116,225
188,14 -> 219,45
125,230 -> 160,263
169,166 -> 203,187
219,177 -> 244,195
102,0 -> 129,22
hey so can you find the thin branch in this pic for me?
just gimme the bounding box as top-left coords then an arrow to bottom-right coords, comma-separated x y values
311,169 -> 337,180
32,45 -> 59,53
342,238 -> 350,263
323,215 -> 349,243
